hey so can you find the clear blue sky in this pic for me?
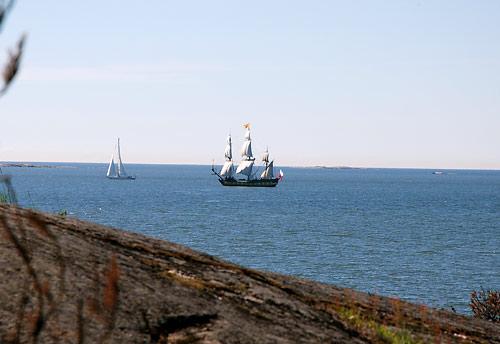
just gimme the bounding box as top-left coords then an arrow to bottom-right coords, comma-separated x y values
1,0 -> 499,169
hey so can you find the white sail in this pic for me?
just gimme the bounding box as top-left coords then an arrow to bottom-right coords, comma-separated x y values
221,161 -> 234,177
239,128 -> 254,160
241,140 -> 253,158
262,150 -> 269,163
224,135 -> 232,160
236,160 -> 254,177
107,155 -> 117,177
260,160 -> 274,179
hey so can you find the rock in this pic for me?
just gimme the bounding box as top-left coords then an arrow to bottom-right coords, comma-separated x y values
1,203 -> 499,343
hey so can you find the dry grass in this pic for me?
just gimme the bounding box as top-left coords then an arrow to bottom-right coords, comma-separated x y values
0,177 -> 122,342
329,288 -> 483,344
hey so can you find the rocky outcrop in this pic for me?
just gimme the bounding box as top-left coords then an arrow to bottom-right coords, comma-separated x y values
1,203 -> 499,343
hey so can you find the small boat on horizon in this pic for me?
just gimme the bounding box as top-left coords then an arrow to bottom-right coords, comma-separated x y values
212,123 -> 282,187
106,138 -> 137,180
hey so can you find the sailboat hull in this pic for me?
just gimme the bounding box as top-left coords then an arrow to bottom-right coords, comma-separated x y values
107,175 -> 136,180
218,177 -> 279,187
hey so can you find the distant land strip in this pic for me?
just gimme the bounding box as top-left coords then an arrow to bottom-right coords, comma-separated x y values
0,163 -> 74,168
295,165 -> 366,169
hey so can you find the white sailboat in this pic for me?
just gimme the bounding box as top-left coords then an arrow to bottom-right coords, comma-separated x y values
107,138 -> 136,180
212,124 -> 280,187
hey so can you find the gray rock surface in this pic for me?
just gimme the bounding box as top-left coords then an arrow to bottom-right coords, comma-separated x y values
1,203 -> 499,343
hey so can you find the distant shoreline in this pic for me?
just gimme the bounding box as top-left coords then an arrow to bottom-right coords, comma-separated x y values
294,165 -> 366,170
0,163 -> 74,169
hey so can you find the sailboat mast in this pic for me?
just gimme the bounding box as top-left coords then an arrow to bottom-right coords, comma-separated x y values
117,138 -> 121,160
116,138 -> 128,177
117,138 -> 121,175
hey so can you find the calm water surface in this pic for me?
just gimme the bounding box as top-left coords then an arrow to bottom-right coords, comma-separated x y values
2,163 -> 499,314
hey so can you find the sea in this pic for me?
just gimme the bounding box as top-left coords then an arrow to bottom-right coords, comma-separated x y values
1,163 -> 499,315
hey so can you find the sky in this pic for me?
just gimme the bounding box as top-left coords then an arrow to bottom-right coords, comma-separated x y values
1,0 -> 499,169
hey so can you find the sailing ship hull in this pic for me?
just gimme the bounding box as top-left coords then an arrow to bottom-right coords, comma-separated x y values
213,126 -> 280,187
218,177 -> 279,187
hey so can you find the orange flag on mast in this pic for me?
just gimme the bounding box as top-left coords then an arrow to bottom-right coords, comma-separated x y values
243,123 -> 250,129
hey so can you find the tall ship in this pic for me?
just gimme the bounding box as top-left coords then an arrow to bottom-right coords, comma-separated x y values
106,138 -> 137,180
212,124 -> 282,187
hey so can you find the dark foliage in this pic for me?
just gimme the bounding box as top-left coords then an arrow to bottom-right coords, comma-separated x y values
470,288 -> 500,322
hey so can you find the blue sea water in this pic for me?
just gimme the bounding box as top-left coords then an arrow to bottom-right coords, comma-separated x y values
1,163 -> 499,314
